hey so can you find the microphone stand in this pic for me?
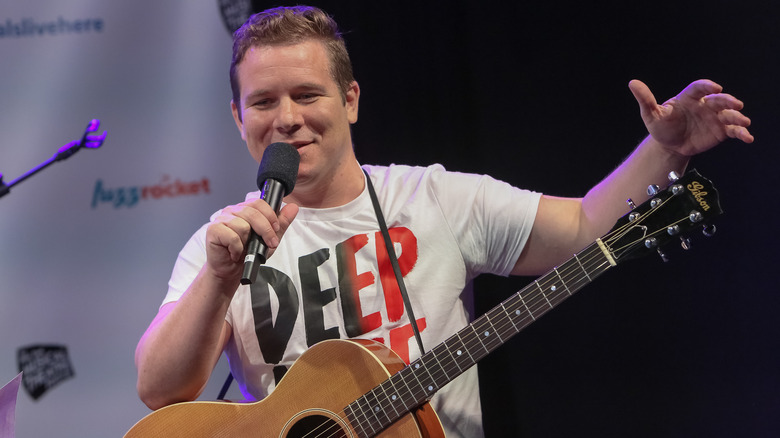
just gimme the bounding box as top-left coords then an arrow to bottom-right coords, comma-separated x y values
0,120 -> 107,199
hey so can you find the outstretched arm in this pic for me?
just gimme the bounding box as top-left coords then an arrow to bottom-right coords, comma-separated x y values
512,79 -> 753,276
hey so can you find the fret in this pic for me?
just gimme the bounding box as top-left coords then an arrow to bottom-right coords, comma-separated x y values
404,360 -> 435,403
376,380 -> 401,421
536,280 -> 554,309
428,343 -> 453,383
507,292 -> 536,329
363,388 -> 390,430
484,312 -> 505,344
504,295 -> 534,333
463,323 -> 490,362
382,374 -> 409,414
395,366 -> 425,405
412,358 -> 438,398
517,292 -> 536,321
439,338 -> 464,375
491,303 -> 516,341
352,396 -> 376,437
348,400 -> 370,438
471,315 -> 502,354
553,267 -> 572,297
453,331 -> 476,368
344,404 -> 367,438
501,302 -> 521,333
414,358 -> 442,397
573,253 -> 593,282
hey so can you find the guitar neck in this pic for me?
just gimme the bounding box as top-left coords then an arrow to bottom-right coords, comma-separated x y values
344,239 -> 616,436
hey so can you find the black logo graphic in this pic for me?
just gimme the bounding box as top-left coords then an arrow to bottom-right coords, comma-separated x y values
16,344 -> 75,400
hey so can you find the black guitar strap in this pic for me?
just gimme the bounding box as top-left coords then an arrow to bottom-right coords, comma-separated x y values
363,169 -> 426,354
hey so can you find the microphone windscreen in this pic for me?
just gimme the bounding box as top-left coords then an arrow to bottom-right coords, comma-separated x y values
256,142 -> 300,195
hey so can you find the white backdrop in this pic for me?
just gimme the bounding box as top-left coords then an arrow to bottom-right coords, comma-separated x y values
0,1 -> 256,436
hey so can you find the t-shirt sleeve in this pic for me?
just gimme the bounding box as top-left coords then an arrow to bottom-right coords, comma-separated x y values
428,166 -> 542,279
162,222 -> 209,306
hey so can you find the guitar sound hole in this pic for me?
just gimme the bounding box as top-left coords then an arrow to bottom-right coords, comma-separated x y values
286,414 -> 348,438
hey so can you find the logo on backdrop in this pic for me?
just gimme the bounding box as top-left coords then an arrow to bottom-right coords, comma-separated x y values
0,16 -> 104,39
217,0 -> 253,34
91,175 -> 212,209
17,344 -> 75,400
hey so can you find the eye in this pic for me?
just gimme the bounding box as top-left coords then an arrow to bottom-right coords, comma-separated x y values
296,93 -> 319,103
251,98 -> 273,108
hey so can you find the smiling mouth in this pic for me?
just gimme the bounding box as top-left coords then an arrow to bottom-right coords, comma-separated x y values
287,142 -> 313,152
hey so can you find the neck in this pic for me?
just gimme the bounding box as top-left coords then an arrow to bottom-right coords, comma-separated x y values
284,159 -> 365,208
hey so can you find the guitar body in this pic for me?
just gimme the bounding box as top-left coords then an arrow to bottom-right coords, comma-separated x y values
125,339 -> 444,438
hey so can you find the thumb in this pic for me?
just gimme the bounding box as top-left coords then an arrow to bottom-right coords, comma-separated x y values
278,203 -> 299,235
628,79 -> 658,117
261,203 -> 298,262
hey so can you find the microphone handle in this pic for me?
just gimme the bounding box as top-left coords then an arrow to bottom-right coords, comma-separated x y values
240,179 -> 286,285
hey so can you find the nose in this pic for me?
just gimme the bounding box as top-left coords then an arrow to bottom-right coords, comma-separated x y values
273,97 -> 303,134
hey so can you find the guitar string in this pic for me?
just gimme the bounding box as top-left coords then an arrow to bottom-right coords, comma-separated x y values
416,208 -> 682,391
346,207 -> 673,435
343,225 -> 660,436
337,229 -> 630,437
337,242 -> 613,437
326,241 -> 632,431
396,207 -> 687,417
388,200 -> 694,432
297,207 -> 683,437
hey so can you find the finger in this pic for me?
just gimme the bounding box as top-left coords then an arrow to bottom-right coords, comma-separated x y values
231,199 -> 281,248
207,220 -> 249,264
218,201 -> 279,250
703,93 -> 745,112
242,200 -> 282,248
257,203 -> 299,262
717,109 -> 752,128
680,79 -> 723,100
725,125 -> 755,144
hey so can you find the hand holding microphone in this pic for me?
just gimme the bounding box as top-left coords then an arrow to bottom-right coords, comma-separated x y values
241,142 -> 300,285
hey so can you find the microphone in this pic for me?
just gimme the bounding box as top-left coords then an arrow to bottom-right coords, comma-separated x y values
240,142 -> 300,285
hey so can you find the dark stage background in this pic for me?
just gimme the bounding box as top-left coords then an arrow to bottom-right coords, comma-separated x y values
252,1 -> 777,436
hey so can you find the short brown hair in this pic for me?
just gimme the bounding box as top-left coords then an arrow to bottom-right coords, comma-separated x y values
229,6 -> 355,109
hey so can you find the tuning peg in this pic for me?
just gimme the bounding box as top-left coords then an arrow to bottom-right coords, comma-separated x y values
667,225 -> 680,235
647,184 -> 660,196
657,248 -> 669,262
626,198 -> 637,209
689,211 -> 704,223
668,171 -> 680,182
644,237 -> 658,248
680,236 -> 692,250
702,224 -> 717,237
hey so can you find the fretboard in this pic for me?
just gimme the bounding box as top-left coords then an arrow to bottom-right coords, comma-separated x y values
344,239 -> 616,437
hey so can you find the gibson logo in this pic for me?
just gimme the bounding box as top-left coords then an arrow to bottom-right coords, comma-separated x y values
687,181 -> 711,211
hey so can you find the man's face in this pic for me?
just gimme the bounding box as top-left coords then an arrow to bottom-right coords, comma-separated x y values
231,40 -> 359,193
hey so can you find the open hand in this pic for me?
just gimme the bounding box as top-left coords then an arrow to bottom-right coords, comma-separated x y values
629,79 -> 754,157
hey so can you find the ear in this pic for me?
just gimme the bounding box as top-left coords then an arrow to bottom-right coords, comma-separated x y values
230,100 -> 247,140
345,81 -> 360,124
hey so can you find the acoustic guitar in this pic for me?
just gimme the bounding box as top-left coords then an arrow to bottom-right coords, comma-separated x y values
125,169 -> 722,437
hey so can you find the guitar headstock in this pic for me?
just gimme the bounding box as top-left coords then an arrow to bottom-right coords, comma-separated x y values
602,169 -> 723,263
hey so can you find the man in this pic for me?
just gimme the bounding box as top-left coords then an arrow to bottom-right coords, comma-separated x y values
134,5 -> 753,437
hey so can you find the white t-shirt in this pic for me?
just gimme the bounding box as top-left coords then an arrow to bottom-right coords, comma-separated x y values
164,164 -> 541,437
